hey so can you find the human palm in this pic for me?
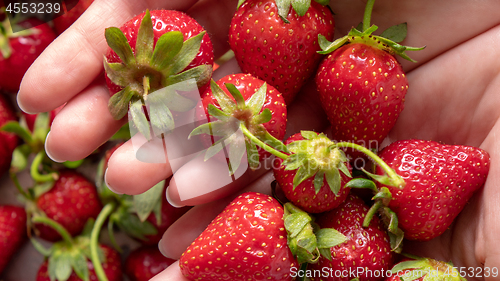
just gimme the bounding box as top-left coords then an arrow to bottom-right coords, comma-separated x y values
17,0 -> 500,280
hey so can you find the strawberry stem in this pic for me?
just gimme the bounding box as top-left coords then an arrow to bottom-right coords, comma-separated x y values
362,0 -> 376,32
363,200 -> 383,227
32,216 -> 74,245
90,202 -> 116,281
30,151 -> 58,183
9,172 -> 32,200
336,142 -> 405,188
239,123 -> 289,160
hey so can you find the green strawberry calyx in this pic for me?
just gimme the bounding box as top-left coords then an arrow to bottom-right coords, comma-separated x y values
31,217 -> 104,281
317,0 -> 425,62
284,202 -> 346,264
282,131 -> 352,195
390,257 -> 468,281
189,80 -> 288,174
237,0 -> 331,24
104,9 -> 212,120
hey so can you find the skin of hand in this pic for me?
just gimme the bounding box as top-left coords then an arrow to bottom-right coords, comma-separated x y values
16,0 -> 500,280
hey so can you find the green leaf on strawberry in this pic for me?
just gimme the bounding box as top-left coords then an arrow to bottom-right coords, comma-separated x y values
390,257 -> 467,281
104,9 -> 212,120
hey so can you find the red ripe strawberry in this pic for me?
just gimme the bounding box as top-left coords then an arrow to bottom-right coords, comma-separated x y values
125,246 -> 176,281
36,244 -> 122,281
104,9 -> 213,120
0,17 -> 56,93
310,194 -> 394,281
229,0 -> 334,104
34,170 -> 103,242
0,93 -> 18,175
316,43 -> 408,152
192,73 -> 287,169
314,2 -> 423,159
53,0 -> 94,34
376,139 -> 490,241
273,131 -> 352,213
179,192 -> 298,281
0,205 -> 27,274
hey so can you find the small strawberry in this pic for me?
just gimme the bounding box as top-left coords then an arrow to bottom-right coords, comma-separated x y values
179,192 -> 346,280
0,205 -> 27,275
229,0 -> 334,104
315,0 -> 423,158
32,215 -> 122,281
375,139 -> 490,241
52,0 -> 94,34
273,131 -> 352,213
0,93 -> 18,175
0,16 -> 56,93
125,245 -> 176,281
309,194 -> 394,281
104,9 -> 213,120
191,74 -> 287,171
386,257 -> 466,281
29,170 -> 103,242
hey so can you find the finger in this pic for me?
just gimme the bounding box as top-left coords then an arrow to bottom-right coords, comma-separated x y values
104,140 -> 171,195
159,171 -> 275,260
149,261 -> 189,281
44,82 -> 125,162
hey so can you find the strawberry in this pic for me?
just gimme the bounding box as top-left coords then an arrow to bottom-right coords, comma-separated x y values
52,0 -> 94,34
32,170 -> 103,242
273,131 -> 352,213
386,257 -> 466,281
0,16 -> 56,93
229,0 -> 334,104
309,194 -> 394,281
375,139 -> 490,241
125,245 -> 176,281
36,244 -> 122,281
0,93 -> 18,175
191,73 -> 287,171
314,1 -> 423,159
179,192 -> 298,281
0,205 -> 27,275
104,9 -> 213,120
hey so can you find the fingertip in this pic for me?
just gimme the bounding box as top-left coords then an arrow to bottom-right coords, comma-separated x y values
166,186 -> 185,208
104,168 -> 123,195
44,132 -> 65,163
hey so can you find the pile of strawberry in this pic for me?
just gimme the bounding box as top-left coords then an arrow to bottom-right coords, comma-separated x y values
0,0 -> 492,280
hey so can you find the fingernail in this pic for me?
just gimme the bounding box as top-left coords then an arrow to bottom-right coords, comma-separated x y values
16,93 -> 34,114
166,186 -> 185,208
104,168 -> 123,195
44,132 -> 65,163
158,239 -> 169,258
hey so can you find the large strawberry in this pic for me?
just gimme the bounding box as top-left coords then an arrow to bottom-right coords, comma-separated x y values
273,131 -> 352,213
191,73 -> 287,171
310,194 -> 394,281
53,0 -> 94,34
26,170 -> 103,242
104,9 -> 213,120
375,139 -> 490,241
315,0 -> 423,159
179,192 -> 346,280
0,205 -> 27,275
229,0 -> 334,104
0,16 -> 56,93
125,245 -> 176,281
179,192 -> 298,280
0,93 -> 18,175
